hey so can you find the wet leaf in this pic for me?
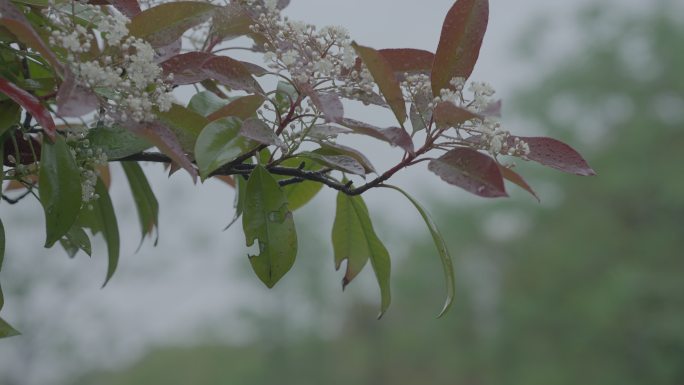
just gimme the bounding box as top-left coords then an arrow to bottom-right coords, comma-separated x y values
431,0 -> 489,96
56,72 -> 99,117
161,52 -> 214,85
382,185 -> 455,317
105,0 -> 141,18
0,317 -> 20,339
207,94 -> 264,122
39,135 -> 82,247
333,191 -> 391,318
352,42 -> 407,125
0,100 -> 21,138
188,90 -> 229,117
409,88 -> 432,133
195,117 -> 248,179
499,165 -> 539,202
59,225 -> 92,258
428,147 -> 507,198
0,76 -> 56,140
239,117 -> 284,149
207,4 -> 255,43
341,118 -> 414,154
314,142 -> 375,174
278,158 -> 323,211
155,103 -> 208,153
242,165 -> 297,288
0,217 -> 4,273
301,85 -> 344,123
87,124 -> 152,159
378,48 -> 434,78
122,162 -> 159,244
300,151 -> 366,175
305,124 -> 351,140
129,1 -> 217,47
512,136 -> 596,176
201,56 -> 263,94
225,173 -> 247,230
433,101 -> 480,129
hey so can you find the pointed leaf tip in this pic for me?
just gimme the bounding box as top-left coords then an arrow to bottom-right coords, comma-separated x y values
429,148 -> 507,198
513,136 -> 596,176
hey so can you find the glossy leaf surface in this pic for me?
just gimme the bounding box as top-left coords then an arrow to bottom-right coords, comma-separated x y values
39,136 -> 82,247
428,147 -> 507,197
0,317 -> 20,339
513,136 -> 596,176
341,118 -> 414,154
239,118 -> 284,149
156,104 -> 208,153
0,76 -> 56,140
87,124 -> 152,159
201,56 -> 263,94
433,101 -> 480,129
499,165 -> 539,201
278,158 -> 323,211
431,0 -> 489,96
60,226 -> 92,258
188,91 -> 229,117
122,162 -> 159,243
207,95 -> 264,122
129,1 -> 217,47
242,165 -> 297,288
195,117 -> 247,179
301,151 -> 366,175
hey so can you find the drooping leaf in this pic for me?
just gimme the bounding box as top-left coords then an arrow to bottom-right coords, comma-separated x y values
0,317 -> 20,339
511,136 -> 596,176
0,217 -> 4,272
352,42 -> 407,125
201,56 -> 263,94
0,100 -> 21,138
340,118 -> 414,154
242,165 -> 297,288
79,178 -> 120,287
194,117 -> 248,179
225,172 -> 247,230
0,0 -> 63,74
239,118 -> 284,149
207,94 -> 264,122
431,0 -> 489,96
59,225 -> 92,258
56,72 -> 99,117
87,124 -> 152,160
428,147 -> 507,198
433,101 -> 480,129
161,52 -> 214,85
278,158 -> 323,211
125,120 -> 197,181
121,162 -> 159,244
39,135 -> 82,247
0,76 -> 56,140
300,151 -> 366,175
128,1 -> 218,47
382,185 -> 455,317
187,91 -> 229,117
155,103 -> 208,153
499,165 -> 539,202
314,142 -> 375,174
333,191 -> 391,318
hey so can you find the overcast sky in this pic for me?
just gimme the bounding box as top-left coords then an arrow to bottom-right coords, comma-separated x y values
0,1 -> 648,384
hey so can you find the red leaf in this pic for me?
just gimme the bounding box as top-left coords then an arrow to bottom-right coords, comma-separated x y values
161,52 -> 213,85
124,120 -> 197,182
431,0 -> 489,97
302,86 -> 344,123
207,94 -> 264,122
56,73 -> 99,117
498,165 -> 539,202
512,136 -> 596,176
433,101 -> 480,129
0,0 -> 64,75
341,118 -> 414,154
201,56 -> 263,94
352,42 -> 407,125
428,147 -> 507,198
239,118 -> 284,148
106,0 -> 141,17
0,76 -> 56,140
378,48 -> 434,77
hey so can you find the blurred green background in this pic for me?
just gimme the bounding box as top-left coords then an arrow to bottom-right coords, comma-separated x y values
62,3 -> 684,385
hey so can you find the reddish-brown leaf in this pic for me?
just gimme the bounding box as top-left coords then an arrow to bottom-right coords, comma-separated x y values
207,94 -> 264,122
106,0 -> 141,17
498,165 -> 539,202
128,1 -> 217,47
512,136 -> 596,176
341,118 -> 414,154
302,86 -> 344,123
0,0 -> 64,75
378,48 -> 434,76
161,52 -> 213,85
56,73 -> 99,117
431,0 -> 489,96
201,56 -> 263,94
352,42 -> 407,125
239,118 -> 284,149
428,147 -> 507,198
433,101 -> 480,129
0,76 -> 56,140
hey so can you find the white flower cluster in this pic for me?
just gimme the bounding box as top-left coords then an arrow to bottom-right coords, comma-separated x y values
45,3 -> 173,122
245,2 -> 375,97
64,126 -> 108,203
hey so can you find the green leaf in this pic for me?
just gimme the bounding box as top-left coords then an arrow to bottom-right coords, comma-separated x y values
187,91 -> 229,117
59,225 -> 92,258
382,185 -> 455,317
225,173 -> 247,230
194,117 -> 249,180
242,165 -> 297,288
0,100 -> 20,137
0,217 -> 4,272
39,135 -> 82,247
155,103 -> 208,153
333,191 -> 391,318
0,317 -> 20,339
207,94 -> 264,122
87,124 -> 153,160
121,162 -> 159,245
80,178 -> 120,287
279,158 -> 323,211
352,42 -> 406,125
431,0 -> 489,96
128,1 -> 218,47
